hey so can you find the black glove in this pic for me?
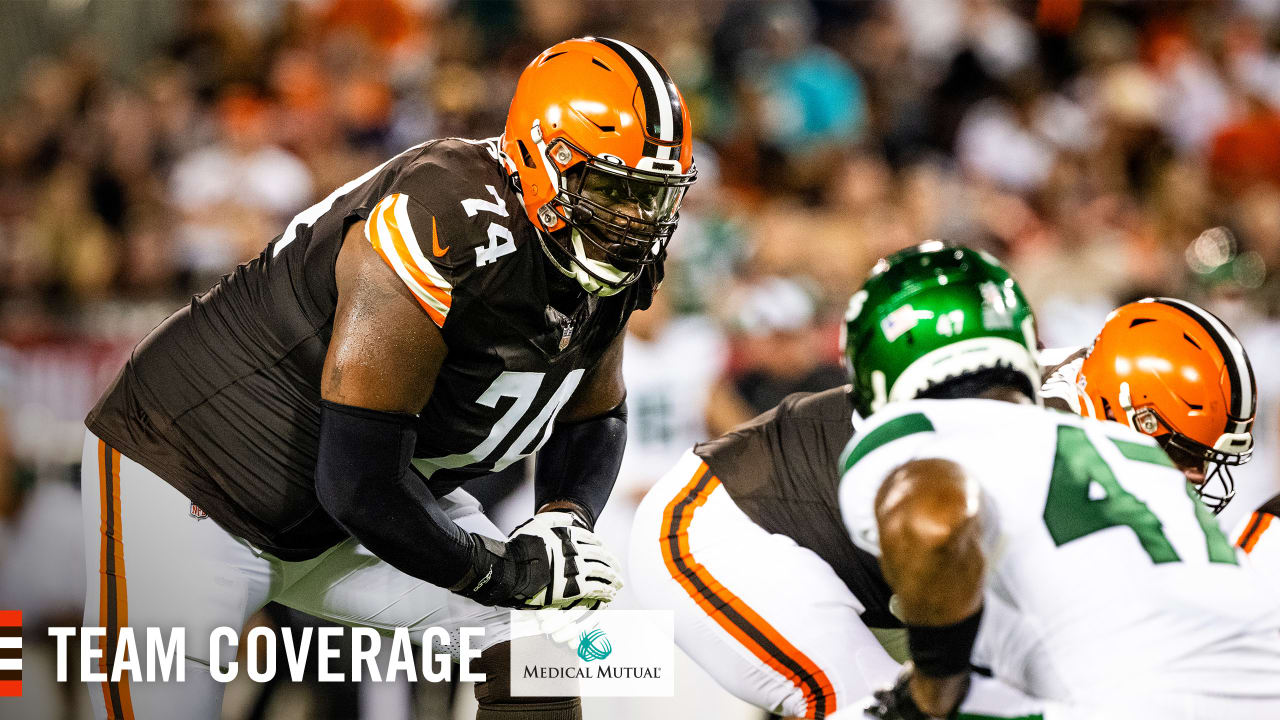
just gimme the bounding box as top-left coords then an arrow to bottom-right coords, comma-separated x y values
450,532 -> 551,609
451,512 -> 624,609
864,667 -> 960,720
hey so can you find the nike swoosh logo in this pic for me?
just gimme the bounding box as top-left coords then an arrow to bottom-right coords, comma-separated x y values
431,215 -> 449,257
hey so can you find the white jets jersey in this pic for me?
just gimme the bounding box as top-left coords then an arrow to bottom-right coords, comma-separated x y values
839,398 -> 1280,703
617,317 -> 727,495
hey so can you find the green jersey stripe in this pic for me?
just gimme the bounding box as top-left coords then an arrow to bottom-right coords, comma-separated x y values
841,412 -> 935,473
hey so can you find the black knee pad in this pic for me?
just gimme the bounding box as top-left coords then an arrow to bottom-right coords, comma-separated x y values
475,698 -> 580,720
474,641 -> 579,719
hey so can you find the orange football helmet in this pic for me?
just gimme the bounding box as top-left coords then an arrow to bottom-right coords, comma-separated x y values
1077,297 -> 1256,513
503,37 -> 696,295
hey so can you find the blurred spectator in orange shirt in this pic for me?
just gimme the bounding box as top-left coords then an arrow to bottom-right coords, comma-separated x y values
321,0 -> 417,53
1210,94 -> 1280,195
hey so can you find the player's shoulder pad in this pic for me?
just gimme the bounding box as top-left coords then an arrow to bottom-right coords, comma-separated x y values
789,384 -> 856,422
365,138 -> 525,328
839,400 -> 939,477
1235,497 -> 1280,552
1259,493 -> 1280,518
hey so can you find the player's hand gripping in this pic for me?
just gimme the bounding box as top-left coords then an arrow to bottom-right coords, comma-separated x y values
453,511 -> 623,609
859,666 -> 964,720
509,511 -> 623,607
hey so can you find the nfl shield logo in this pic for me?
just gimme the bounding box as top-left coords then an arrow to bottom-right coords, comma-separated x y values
558,324 -> 574,351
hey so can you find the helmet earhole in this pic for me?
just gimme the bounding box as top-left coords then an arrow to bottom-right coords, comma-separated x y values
1101,397 -> 1116,421
517,140 -> 536,169
555,146 -> 572,165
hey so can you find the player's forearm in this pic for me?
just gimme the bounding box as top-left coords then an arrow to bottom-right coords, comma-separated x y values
876,459 -> 985,624
875,458 -> 987,716
534,401 -> 627,529
314,400 -> 476,588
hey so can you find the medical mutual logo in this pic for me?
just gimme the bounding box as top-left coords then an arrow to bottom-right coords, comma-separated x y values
576,629 -> 612,662
510,609 -> 673,697
0,611 -> 21,697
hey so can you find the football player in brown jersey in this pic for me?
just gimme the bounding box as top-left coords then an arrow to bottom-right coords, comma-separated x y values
82,37 -> 694,720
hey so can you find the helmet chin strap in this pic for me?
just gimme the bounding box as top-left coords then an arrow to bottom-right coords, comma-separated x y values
535,227 -> 627,297
568,229 -> 627,296
1118,381 -> 1138,431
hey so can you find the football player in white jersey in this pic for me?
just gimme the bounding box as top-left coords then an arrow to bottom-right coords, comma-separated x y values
1037,299 -> 1280,590
1040,298 -> 1257,516
837,243 -> 1280,720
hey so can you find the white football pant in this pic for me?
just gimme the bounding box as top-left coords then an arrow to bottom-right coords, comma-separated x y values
80,430 -> 508,720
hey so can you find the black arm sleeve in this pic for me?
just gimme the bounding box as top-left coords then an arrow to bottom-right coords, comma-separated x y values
534,401 -> 627,529
315,400 -> 477,588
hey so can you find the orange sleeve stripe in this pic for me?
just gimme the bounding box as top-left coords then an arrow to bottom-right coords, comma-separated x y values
366,198 -> 449,326
1236,512 -> 1260,547
367,227 -> 447,327
660,463 -> 837,718
379,198 -> 452,309
1241,512 -> 1275,554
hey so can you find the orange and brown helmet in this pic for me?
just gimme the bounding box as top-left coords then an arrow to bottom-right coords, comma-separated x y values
1077,297 -> 1256,513
502,37 -> 696,295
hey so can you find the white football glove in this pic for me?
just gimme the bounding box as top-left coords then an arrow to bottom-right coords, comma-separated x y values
528,599 -> 603,645
508,511 -> 623,608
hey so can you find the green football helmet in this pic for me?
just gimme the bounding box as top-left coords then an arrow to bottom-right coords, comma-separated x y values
841,241 -> 1040,417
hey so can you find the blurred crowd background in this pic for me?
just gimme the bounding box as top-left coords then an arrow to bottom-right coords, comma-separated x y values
2,0 -> 1280,718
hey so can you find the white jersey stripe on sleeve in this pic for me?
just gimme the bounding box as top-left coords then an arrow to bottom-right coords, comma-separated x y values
366,195 -> 450,326
275,142 -> 427,257
391,194 -> 453,293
